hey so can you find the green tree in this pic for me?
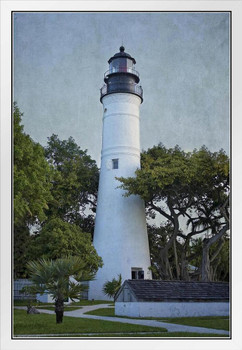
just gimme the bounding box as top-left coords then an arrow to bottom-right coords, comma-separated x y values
118,144 -> 195,280
14,106 -> 100,278
23,257 -> 93,323
190,236 -> 230,282
14,103 -> 53,226
117,144 -> 229,281
14,103 -> 53,277
44,134 -> 99,234
102,274 -> 122,301
147,223 -> 180,280
187,146 -> 229,281
27,218 -> 103,276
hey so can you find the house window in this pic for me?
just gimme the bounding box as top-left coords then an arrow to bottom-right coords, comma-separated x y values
131,268 -> 144,280
112,158 -> 119,169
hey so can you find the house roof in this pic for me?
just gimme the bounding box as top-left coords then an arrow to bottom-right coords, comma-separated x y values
115,280 -> 229,302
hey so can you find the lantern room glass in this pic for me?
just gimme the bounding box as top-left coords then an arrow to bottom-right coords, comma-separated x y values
110,58 -> 134,73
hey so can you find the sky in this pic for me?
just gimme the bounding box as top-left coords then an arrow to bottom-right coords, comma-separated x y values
13,11 -> 230,166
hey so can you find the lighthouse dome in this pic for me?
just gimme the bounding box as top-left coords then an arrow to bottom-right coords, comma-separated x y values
108,46 -> 136,64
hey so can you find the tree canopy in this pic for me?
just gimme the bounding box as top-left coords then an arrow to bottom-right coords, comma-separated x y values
44,134 -> 99,233
14,103 -> 53,277
27,218 -> 103,277
117,144 -> 230,282
14,104 -> 100,278
14,103 -> 53,227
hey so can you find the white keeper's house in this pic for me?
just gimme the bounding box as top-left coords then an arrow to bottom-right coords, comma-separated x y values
115,280 -> 229,318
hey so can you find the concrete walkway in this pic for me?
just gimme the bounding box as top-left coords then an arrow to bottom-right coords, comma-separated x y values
15,304 -> 229,336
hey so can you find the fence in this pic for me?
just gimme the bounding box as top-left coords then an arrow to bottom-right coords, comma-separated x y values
14,279 -> 35,300
14,279 -> 89,300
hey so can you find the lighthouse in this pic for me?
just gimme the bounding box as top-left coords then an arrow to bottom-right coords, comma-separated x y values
88,46 -> 152,300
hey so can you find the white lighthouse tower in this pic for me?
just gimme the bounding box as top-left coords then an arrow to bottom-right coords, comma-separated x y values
88,46 -> 151,300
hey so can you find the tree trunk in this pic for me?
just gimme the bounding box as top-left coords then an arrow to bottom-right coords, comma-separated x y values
211,257 -> 221,281
180,254 -> 190,281
173,239 -> 180,279
201,240 -> 210,282
158,251 -> 172,280
55,298 -> 64,324
167,258 -> 173,280
201,223 -> 229,282
159,209 -> 180,280
176,240 -> 190,281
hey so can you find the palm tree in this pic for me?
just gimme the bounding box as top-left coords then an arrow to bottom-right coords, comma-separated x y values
23,256 -> 94,323
102,274 -> 122,301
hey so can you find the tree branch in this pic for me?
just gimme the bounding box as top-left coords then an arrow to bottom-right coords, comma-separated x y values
149,201 -> 174,224
204,222 -> 229,249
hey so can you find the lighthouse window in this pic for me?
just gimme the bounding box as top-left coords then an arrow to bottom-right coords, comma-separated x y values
138,270 -> 144,279
131,268 -> 144,280
112,158 -> 119,169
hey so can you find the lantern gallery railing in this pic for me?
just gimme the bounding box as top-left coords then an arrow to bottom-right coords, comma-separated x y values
104,67 -> 140,79
100,83 -> 143,100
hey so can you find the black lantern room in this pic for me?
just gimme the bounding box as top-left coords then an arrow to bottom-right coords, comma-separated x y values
100,46 -> 143,102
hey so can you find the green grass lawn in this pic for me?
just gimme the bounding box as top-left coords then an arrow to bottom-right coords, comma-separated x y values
13,309 -> 166,336
162,316 -> 229,331
13,309 -> 227,338
85,307 -> 115,316
84,308 -> 229,331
